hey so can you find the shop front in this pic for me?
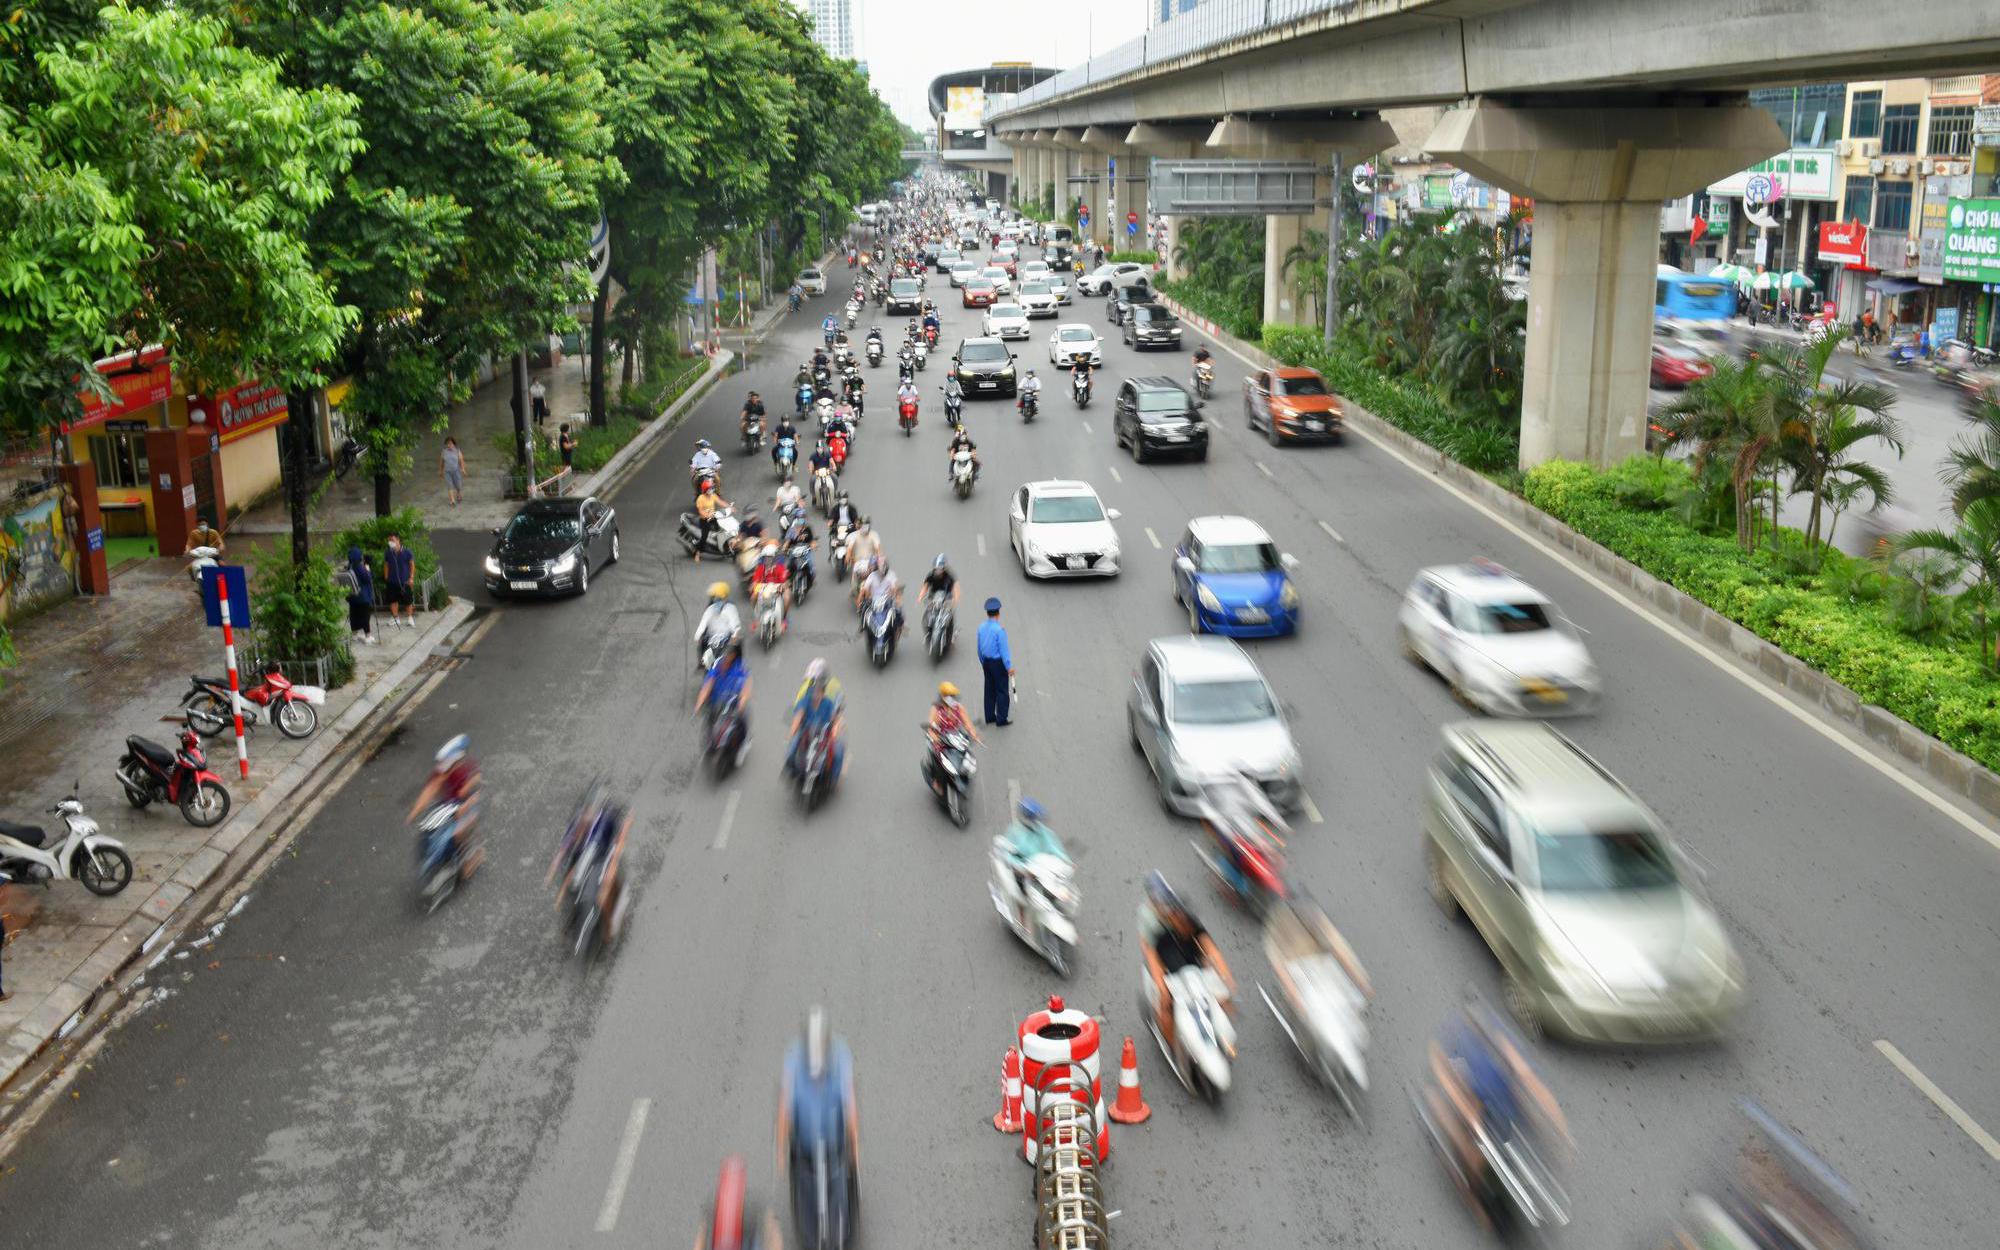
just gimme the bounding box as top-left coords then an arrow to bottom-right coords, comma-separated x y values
1943,196 -> 2000,349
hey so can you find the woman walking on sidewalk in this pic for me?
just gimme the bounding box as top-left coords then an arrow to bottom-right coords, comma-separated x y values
346,546 -> 378,645
440,436 -> 466,507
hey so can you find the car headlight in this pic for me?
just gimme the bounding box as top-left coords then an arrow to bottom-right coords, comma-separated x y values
548,552 -> 577,576
1000,367 -> 1015,379
1196,585 -> 1222,612
483,555 -> 502,576
1279,581 -> 1299,610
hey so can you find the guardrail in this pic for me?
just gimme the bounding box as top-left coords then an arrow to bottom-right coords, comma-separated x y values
1030,1062 -> 1109,1250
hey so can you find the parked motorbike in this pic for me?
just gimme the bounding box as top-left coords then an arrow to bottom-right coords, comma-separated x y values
898,396 -> 919,435
414,800 -> 466,914
116,726 -> 231,827
863,598 -> 897,667
1143,964 -> 1237,1101
989,841 -> 1078,975
1072,371 -> 1091,408
774,436 -> 798,482
742,417 -> 765,455
923,593 -> 954,659
705,695 -> 749,781
677,506 -> 740,560
1194,360 -> 1215,399
920,727 -> 977,827
182,668 -> 325,741
0,790 -> 134,897
755,584 -> 786,649
789,1129 -> 858,1250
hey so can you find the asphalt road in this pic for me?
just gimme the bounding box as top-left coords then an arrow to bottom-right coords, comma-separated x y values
4,259 -> 1998,1250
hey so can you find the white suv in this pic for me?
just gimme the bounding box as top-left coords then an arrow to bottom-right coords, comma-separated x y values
1396,560 -> 1600,715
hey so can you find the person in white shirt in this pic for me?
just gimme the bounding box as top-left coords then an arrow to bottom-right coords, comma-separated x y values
530,377 -> 548,426
695,582 -> 742,661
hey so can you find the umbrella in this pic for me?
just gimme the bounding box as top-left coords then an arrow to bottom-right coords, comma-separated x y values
1709,263 -> 1752,286
1774,269 -> 1815,290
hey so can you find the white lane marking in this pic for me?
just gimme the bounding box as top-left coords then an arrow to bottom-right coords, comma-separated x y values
977,533 -> 987,558
1255,461 -> 1273,478
1876,1040 -> 2000,1161
710,790 -> 741,851
1008,778 -> 1021,809
1300,792 -> 1324,825
1107,464 -> 1123,483
1081,420 -> 1093,434
595,1097 -> 653,1231
1144,527 -> 1161,549
1317,521 -> 1343,544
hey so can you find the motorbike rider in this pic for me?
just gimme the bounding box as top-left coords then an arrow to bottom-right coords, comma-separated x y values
1423,1001 -> 1569,1233
1017,369 -> 1042,414
739,391 -> 766,441
794,360 -> 814,392
750,538 -> 793,619
1197,771 -> 1292,905
1191,345 -> 1214,378
772,477 -> 805,520
923,679 -> 982,793
858,557 -> 904,640
847,516 -> 883,579
1071,359 -> 1093,400
690,438 -> 723,486
821,312 -> 838,346
1139,870 -> 1235,1057
1263,891 -> 1373,1024
921,554 -> 960,636
941,373 -> 965,422
770,413 -> 800,469
808,439 -> 836,482
865,324 -> 885,354
547,781 -> 628,940
775,1005 -> 860,1199
786,658 -> 847,782
829,492 -> 861,536
695,582 -> 743,664
896,376 -> 920,421
692,479 -> 731,563
842,369 -> 866,416
696,638 -> 753,758
406,734 -> 485,878
997,798 -> 1068,930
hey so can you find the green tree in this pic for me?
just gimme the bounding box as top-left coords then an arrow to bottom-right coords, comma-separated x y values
1771,331 -> 1900,561
1655,356 -> 1781,553
1898,500 -> 2000,669
1943,383 -> 2000,519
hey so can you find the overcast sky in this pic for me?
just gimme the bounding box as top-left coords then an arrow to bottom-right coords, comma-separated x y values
854,0 -> 1150,130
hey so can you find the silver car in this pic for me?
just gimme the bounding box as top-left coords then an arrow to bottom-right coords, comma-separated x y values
1423,721 -> 1745,1043
1128,636 -> 1303,815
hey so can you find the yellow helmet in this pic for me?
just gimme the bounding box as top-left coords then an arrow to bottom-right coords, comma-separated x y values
938,681 -> 959,698
708,582 -> 731,601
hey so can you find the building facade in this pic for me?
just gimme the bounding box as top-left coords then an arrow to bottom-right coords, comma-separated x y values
798,0 -> 854,60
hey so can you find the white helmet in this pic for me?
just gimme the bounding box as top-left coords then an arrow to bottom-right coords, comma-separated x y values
434,733 -> 469,771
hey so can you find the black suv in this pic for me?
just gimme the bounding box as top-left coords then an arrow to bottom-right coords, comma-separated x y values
887,277 -> 924,315
1107,282 -> 1159,327
1123,304 -> 1184,350
952,336 -> 1018,398
1113,377 -> 1208,464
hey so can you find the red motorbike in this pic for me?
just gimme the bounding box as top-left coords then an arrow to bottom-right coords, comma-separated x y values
829,432 -> 850,470
898,396 -> 919,436
181,668 -> 325,740
116,725 -> 232,827
1191,782 -> 1291,916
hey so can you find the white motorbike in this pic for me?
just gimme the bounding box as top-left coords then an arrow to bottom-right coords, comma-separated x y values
988,843 -> 1080,977
0,791 -> 135,897
755,583 -> 785,648
812,467 -> 839,516
1194,359 -> 1216,399
1258,949 -> 1370,1121
950,449 -> 976,500
186,544 -> 221,589
1142,963 -> 1237,1100
911,339 -> 929,371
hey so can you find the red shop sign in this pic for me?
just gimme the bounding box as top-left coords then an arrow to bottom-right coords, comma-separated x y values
208,379 -> 289,444
67,346 -> 172,433
1818,220 -> 1868,266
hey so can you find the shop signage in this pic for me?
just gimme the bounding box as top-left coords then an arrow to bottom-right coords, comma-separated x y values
1818,220 -> 1868,265
1423,174 -> 1454,210
1934,308 -> 1960,343
1867,228 -> 1913,274
1943,199 -> 2000,284
214,379 -> 289,444
1708,149 -> 1838,202
68,347 -> 172,433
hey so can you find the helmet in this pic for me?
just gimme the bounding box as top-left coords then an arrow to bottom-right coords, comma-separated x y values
696,438 -> 711,449
708,582 -> 731,601
838,490 -> 850,502
804,1005 -> 831,1079
859,515 -> 871,527
804,657 -> 828,684
763,539 -> 779,553
1145,870 -> 1190,922
1018,797 -> 1045,824
938,681 -> 959,698
434,733 -> 469,771
933,553 -> 948,569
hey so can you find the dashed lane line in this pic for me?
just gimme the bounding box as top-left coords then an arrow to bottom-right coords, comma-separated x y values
595,1097 -> 653,1231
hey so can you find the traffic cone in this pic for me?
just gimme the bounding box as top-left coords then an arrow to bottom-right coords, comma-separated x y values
993,1046 -> 1024,1132
1108,1035 -> 1152,1124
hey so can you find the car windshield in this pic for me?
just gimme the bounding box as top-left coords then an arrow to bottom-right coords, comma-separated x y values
991,304 -> 1023,318
1133,308 -> 1174,324
952,264 -> 975,275
1057,328 -> 1094,342
801,269 -> 821,280
1277,376 -> 1329,397
1170,677 -> 1277,725
1020,283 -> 1052,295
960,342 -> 1008,363
967,280 -> 993,292
1137,390 -> 1190,413
1465,600 -> 1554,634
1200,542 -> 1280,573
1530,825 -> 1680,892
891,279 -> 920,294
982,269 -> 1006,280
502,511 -> 580,545
1029,495 -> 1105,523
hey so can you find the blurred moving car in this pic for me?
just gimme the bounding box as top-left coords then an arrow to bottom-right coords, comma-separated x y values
979,265 -> 1013,296
952,336 -> 1017,397
1422,720 -> 1745,1041
1128,635 -> 1302,814
1123,304 -> 1185,351
961,278 -> 998,309
484,496 -> 620,597
1016,281 -> 1059,319
1171,515 -> 1300,638
1650,341 -> 1715,389
1244,366 -> 1343,444
1108,282 -> 1159,327
887,277 -> 924,315
1009,479 -> 1122,579
1396,560 -> 1599,715
1047,323 -> 1104,368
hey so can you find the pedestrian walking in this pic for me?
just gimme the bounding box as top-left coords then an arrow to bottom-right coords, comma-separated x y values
346,546 -> 377,645
977,596 -> 1014,726
383,533 -> 416,629
558,423 -> 577,470
530,377 -> 548,426
440,436 -> 465,507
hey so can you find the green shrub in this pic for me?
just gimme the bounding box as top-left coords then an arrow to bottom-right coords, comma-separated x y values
1602,455 -> 1691,512
327,506 -> 448,610
248,549 -> 356,687
1107,250 -> 1157,265
1157,278 -> 1262,342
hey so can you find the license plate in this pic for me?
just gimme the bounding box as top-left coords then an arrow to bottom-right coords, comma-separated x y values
977,381 -> 997,390
1163,432 -> 1186,443
1237,607 -> 1268,624
1302,419 -> 1323,431
509,580 -> 539,591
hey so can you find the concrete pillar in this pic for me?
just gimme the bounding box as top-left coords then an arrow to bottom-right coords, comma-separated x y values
1264,213 -> 1307,326
1426,100 -> 1785,469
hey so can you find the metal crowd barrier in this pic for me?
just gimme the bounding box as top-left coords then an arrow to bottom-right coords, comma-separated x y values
1030,1062 -> 1109,1250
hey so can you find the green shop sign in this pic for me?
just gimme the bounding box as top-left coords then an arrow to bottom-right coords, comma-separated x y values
1943,199 -> 2000,283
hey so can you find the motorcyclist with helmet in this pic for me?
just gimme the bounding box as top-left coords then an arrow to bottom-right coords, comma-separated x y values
775,1005 -> 860,1238
739,391 -> 766,445
1139,870 -> 1235,1057
945,424 -> 978,482
546,779 -> 629,946
997,798 -> 1068,932
690,438 -> 723,485
696,638 -> 753,766
1421,1000 -> 1569,1233
695,582 -> 743,665
786,658 -> 846,784
750,538 -> 793,622
407,735 -> 486,878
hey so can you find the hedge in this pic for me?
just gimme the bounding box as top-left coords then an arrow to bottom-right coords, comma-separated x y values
1156,277 -> 1262,342
1107,250 -> 1158,265
1524,459 -> 2000,772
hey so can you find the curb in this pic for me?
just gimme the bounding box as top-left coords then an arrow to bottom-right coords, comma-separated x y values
0,596 -> 476,1106
579,351 -> 735,499
1155,293 -> 2000,829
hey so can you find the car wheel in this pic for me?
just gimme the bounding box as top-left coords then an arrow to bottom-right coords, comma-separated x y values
1267,417 -> 1283,448
1132,438 -> 1147,465
1425,843 -> 1462,920
1128,709 -> 1143,753
1187,598 -> 1202,635
608,531 -> 621,564
1502,972 -> 1545,1041
576,560 -> 590,595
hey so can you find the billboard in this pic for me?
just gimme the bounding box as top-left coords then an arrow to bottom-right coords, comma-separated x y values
1707,149 -> 1838,202
1943,199 -> 2000,285
944,86 -> 986,134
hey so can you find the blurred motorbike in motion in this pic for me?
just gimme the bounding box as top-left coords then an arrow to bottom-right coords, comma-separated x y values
1258,894 -> 1372,1121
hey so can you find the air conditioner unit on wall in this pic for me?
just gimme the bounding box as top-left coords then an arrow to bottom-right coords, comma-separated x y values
1839,140 -> 1856,158
1891,159 -> 1911,176
1870,158 -> 1886,174
1906,238 -> 1920,259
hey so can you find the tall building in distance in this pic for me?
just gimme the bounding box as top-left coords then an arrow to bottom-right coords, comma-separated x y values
799,0 -> 854,60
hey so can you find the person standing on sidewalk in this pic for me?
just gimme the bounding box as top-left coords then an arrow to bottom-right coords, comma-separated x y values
383,533 -> 416,629
530,376 -> 549,426
346,546 -> 377,645
558,423 -> 577,471
977,596 -> 1014,726
440,436 -> 465,507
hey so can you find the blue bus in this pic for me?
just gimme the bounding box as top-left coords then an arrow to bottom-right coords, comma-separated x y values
1656,269 -> 1736,322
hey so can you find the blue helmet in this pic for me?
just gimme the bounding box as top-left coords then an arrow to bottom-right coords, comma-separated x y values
1018,797 -> 1045,824
1145,870 -> 1189,920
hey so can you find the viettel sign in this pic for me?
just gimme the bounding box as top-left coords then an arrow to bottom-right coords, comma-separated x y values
1818,220 -> 1868,266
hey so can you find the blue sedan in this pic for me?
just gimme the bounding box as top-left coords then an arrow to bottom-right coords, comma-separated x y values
1171,516 -> 1300,638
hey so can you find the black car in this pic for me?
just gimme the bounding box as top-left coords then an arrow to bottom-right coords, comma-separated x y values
484,496 -> 619,597
887,277 -> 924,314
1123,304 -> 1184,350
933,248 -> 962,273
952,336 -> 1018,398
1107,283 -> 1160,327
1113,377 -> 1209,464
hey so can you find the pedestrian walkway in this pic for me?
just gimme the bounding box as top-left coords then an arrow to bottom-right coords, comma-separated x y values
0,551 -> 469,1096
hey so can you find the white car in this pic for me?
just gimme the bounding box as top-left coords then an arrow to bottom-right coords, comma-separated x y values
1047,323 -> 1104,368
949,261 -> 978,287
797,267 -> 827,296
1019,260 -> 1051,284
1077,262 -> 1148,296
1046,273 -> 1072,305
979,266 -> 1012,296
1396,560 -> 1600,715
983,303 -> 1031,340
1016,281 -> 1059,319
1010,480 -> 1122,579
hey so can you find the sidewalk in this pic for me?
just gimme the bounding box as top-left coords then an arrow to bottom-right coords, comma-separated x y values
0,554 -> 471,1098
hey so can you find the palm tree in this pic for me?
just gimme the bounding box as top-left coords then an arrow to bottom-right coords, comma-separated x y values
1943,383 -> 2000,518
1898,499 -> 2000,668
1772,332 -> 1901,563
1656,356 -> 1780,553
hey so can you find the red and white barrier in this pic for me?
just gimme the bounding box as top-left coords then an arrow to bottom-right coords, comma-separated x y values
1017,995 -> 1108,1164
